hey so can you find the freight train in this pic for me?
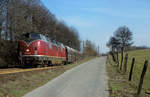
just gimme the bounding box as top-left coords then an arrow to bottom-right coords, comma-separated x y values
18,32 -> 81,67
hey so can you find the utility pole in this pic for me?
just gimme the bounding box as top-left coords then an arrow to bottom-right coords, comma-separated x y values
83,40 -> 84,49
98,45 -> 99,54
82,40 -> 85,56
97,45 -> 99,56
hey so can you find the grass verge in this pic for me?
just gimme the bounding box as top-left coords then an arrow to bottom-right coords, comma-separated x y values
107,49 -> 150,97
0,57 -> 94,97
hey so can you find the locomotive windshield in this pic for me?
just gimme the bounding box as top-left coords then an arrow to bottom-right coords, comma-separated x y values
30,33 -> 41,40
23,33 -> 41,43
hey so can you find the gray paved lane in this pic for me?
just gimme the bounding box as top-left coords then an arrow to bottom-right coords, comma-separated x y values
23,57 -> 109,97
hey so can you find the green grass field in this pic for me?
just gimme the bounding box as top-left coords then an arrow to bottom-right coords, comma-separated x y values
127,49 -> 150,93
108,49 -> 150,97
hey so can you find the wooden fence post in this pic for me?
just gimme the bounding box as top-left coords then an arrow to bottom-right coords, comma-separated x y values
116,51 -> 119,67
137,60 -> 149,97
120,47 -> 124,70
129,57 -> 135,81
123,53 -> 128,73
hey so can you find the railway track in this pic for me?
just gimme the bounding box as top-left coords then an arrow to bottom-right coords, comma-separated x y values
0,66 -> 63,75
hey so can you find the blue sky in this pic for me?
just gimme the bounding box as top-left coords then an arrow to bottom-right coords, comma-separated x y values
42,0 -> 150,53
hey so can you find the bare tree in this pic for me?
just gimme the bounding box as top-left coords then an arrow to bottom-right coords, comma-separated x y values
114,26 -> 133,70
83,40 -> 98,56
107,36 -> 120,63
55,21 -> 80,50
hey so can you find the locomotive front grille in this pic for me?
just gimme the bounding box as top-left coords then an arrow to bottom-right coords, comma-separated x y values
22,55 -> 50,62
22,55 -> 39,61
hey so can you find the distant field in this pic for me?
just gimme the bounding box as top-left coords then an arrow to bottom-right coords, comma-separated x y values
108,49 -> 150,97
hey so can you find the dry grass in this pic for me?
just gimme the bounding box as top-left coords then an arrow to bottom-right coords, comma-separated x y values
0,57 -> 94,97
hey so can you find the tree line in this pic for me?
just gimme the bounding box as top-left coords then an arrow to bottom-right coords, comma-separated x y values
0,0 -> 80,50
83,40 -> 99,57
0,0 -> 80,67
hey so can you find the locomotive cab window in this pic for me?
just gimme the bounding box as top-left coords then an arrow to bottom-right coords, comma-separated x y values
60,44 -> 64,52
23,33 -> 41,43
30,33 -> 41,40
46,37 -> 52,49
40,34 -> 47,42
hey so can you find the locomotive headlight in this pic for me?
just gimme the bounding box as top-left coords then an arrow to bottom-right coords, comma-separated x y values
37,41 -> 40,46
26,49 -> 29,52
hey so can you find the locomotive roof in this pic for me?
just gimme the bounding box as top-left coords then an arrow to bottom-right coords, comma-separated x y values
65,46 -> 79,53
51,40 -> 65,48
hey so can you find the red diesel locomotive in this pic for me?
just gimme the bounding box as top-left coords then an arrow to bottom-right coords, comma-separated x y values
18,32 -> 80,66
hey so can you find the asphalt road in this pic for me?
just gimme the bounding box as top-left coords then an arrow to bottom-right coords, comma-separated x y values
23,57 -> 109,97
